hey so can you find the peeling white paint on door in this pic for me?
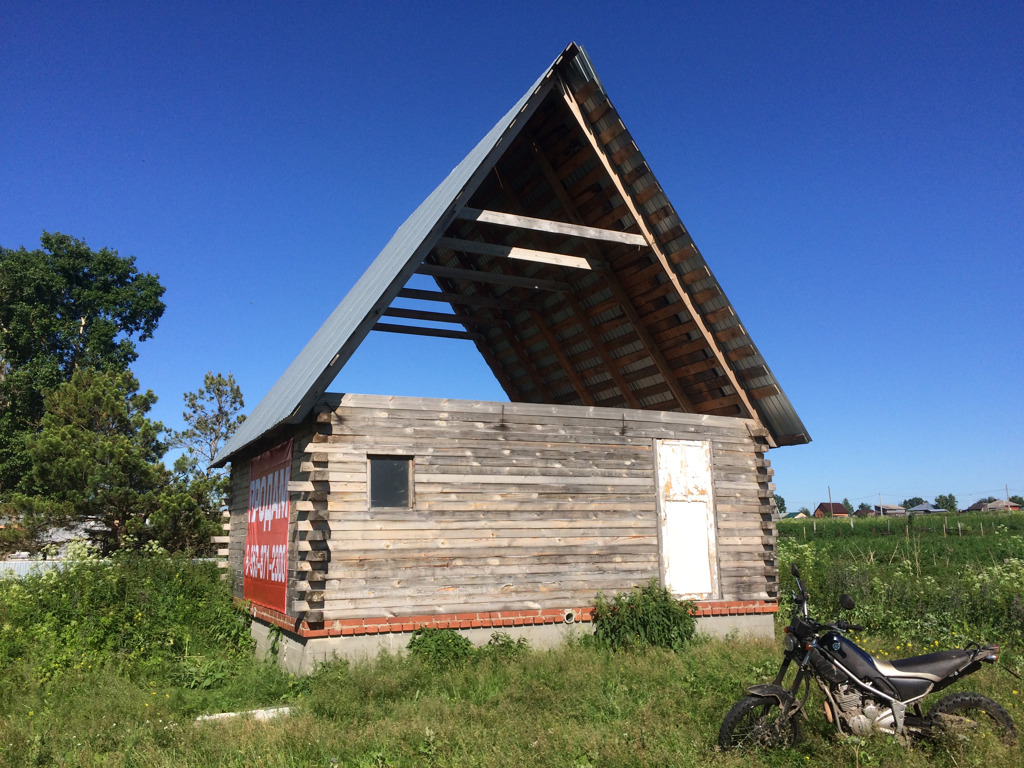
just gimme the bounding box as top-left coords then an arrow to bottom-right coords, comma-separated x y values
655,439 -> 718,599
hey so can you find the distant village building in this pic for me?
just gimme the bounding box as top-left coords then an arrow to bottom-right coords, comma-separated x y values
212,43 -> 810,672
965,499 -> 1021,512
874,504 -> 906,517
814,503 -> 848,518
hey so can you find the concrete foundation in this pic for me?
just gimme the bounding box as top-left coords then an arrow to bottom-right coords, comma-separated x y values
694,612 -> 776,640
253,619 -> 592,675
252,612 -> 776,674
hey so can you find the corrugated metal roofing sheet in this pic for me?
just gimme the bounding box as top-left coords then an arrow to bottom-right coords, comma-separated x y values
214,47 -> 571,466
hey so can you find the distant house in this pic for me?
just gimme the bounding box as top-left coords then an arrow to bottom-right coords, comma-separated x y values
814,503 -> 848,518
908,502 -> 944,514
854,507 -> 876,517
874,504 -> 906,517
966,500 -> 1022,512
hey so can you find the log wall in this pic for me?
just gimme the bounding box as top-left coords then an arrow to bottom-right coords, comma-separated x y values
228,394 -> 777,622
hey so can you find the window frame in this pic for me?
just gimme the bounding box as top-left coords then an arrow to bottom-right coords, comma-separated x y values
366,454 -> 414,510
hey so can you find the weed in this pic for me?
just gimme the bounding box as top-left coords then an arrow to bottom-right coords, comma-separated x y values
407,627 -> 476,669
589,578 -> 696,652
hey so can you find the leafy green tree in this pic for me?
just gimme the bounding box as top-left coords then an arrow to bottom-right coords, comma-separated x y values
12,368 -> 167,555
934,493 -> 958,515
797,506 -> 810,516
841,498 -> 855,515
773,493 -> 786,516
902,496 -> 925,510
1011,495 -> 1024,507
0,232 -> 165,495
857,502 -> 872,511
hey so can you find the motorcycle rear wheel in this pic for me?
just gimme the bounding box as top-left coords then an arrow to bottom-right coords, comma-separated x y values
718,695 -> 802,751
929,692 -> 1016,744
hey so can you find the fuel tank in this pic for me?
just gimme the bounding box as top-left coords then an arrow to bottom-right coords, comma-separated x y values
817,632 -> 929,701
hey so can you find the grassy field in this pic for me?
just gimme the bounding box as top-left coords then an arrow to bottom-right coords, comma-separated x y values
0,512 -> 1022,767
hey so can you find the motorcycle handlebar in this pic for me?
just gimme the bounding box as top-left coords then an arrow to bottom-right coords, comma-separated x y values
836,620 -> 866,632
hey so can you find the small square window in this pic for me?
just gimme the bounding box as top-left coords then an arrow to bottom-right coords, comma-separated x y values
368,455 -> 412,509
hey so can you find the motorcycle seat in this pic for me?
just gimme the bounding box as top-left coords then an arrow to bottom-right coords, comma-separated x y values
876,649 -> 976,681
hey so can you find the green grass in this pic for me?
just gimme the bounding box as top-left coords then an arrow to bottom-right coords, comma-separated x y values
3,641 -> 1021,767
777,511 -> 1024,651
1,519 -> 1023,767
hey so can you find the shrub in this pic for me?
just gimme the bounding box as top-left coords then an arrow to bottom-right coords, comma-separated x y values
0,552 -> 253,683
590,579 -> 696,652
480,631 -> 529,661
407,627 -> 476,669
406,628 -> 530,668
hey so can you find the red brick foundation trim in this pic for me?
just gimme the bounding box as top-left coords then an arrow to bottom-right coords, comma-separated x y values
237,598 -> 777,639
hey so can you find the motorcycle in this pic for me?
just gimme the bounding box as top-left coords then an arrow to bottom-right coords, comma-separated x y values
718,562 -> 1016,750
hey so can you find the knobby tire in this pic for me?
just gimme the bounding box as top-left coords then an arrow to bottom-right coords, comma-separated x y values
929,691 -> 1016,744
718,695 -> 802,751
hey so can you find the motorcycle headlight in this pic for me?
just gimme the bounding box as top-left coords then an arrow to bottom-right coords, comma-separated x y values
784,633 -> 798,652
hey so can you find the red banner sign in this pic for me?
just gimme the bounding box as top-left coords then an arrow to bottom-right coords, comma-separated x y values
243,438 -> 293,613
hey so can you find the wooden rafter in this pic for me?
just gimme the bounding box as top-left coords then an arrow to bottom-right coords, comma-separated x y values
479,166 -> 640,409
559,78 -> 759,422
527,123 -> 696,412
434,252 -> 559,404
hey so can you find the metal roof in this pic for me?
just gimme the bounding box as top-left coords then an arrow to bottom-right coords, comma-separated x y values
214,42 -> 809,466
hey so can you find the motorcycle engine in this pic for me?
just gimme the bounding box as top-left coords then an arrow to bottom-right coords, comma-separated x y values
832,684 -> 892,737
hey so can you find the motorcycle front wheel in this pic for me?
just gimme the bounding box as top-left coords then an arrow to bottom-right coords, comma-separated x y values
929,692 -> 1016,744
718,695 -> 802,751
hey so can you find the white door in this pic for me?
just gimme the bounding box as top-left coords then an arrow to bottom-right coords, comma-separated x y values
655,439 -> 718,599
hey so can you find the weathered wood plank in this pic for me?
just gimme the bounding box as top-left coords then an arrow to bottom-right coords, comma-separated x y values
455,208 -> 647,247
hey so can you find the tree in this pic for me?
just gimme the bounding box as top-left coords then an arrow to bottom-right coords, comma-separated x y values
0,232 -> 165,496
156,372 -> 247,553
171,372 -> 245,473
170,371 -> 245,506
12,368 -> 167,555
841,498 -> 855,515
902,497 -> 925,510
148,454 -> 223,554
934,493 -> 958,515
797,506 -> 811,517
773,493 -> 786,516
857,502 -> 872,511
1011,495 -> 1024,507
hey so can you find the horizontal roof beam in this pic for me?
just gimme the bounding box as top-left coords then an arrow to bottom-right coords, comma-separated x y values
437,236 -> 592,271
372,322 -> 480,341
457,207 -> 647,247
417,262 -> 570,293
382,307 -> 476,326
397,287 -> 518,311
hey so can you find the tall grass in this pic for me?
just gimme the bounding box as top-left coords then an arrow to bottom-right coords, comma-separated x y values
1,525 -> 1023,767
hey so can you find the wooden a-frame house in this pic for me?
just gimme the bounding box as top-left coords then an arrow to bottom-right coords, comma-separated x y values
213,43 -> 809,671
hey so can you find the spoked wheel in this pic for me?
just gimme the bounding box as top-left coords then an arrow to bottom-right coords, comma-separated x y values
929,692 -> 1016,744
718,695 -> 802,751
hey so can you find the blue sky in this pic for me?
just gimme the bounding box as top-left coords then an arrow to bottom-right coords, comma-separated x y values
3,1 -> 1021,513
